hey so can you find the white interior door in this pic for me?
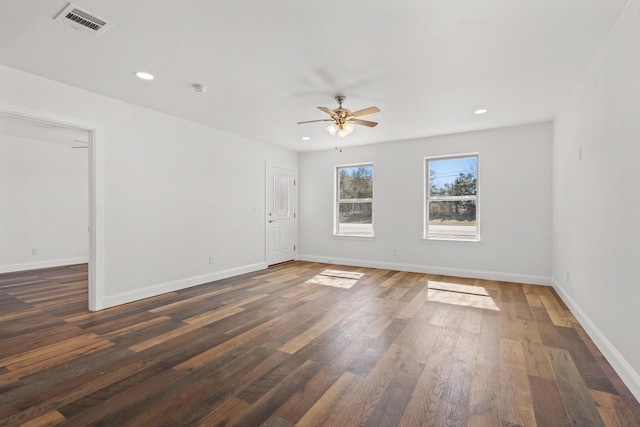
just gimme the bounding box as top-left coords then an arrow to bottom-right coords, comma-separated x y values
266,164 -> 296,266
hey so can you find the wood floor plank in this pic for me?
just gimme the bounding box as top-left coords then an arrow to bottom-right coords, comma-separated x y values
195,397 -> 250,427
278,309 -> 347,354
320,343 -> 410,426
19,409 -> 65,427
0,333 -> 99,367
574,327 -> 640,424
347,318 -> 409,377
174,317 -> 284,371
227,360 -> 320,427
0,262 -> 637,426
0,338 -> 113,382
0,353 -> 156,425
556,326 -> 618,394
547,347 -> 606,427
275,335 -> 371,423
397,321 -> 458,426
468,363 -> 501,427
591,389 -> 640,427
294,311 -> 379,365
441,328 -> 477,422
148,286 -> 234,313
364,385 -> 412,427
57,363 -> 183,423
135,346 -> 280,426
520,322 -> 555,380
295,371 -> 364,426
102,315 -> 171,339
395,287 -> 430,319
0,324 -> 89,360
528,375 -> 571,427
127,305 -> 247,352
499,338 -> 537,427
171,349 -> 291,425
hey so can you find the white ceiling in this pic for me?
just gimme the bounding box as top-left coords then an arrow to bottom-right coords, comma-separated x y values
0,0 -> 629,152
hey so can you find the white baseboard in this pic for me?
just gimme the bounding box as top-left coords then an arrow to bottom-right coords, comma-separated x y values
0,257 -> 89,274
297,254 -> 551,285
99,262 -> 267,310
552,279 -> 640,402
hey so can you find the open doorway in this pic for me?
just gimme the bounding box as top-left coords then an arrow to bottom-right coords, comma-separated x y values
0,109 -> 103,310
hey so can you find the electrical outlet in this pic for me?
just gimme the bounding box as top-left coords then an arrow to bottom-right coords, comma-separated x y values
566,272 -> 570,282
209,256 -> 214,265
32,248 -> 38,255
393,249 -> 398,256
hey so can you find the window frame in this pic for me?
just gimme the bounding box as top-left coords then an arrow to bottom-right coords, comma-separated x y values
424,153 -> 480,242
334,162 -> 374,237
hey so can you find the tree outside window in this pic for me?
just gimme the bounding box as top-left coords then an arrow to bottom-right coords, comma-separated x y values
426,155 -> 478,240
335,164 -> 373,236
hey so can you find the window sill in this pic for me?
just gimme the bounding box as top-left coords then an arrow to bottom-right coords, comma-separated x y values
333,234 -> 375,240
422,237 -> 481,246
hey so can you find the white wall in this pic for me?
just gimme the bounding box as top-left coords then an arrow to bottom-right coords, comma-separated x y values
553,0 -> 640,399
0,135 -> 88,272
0,65 -> 296,308
298,122 -> 552,284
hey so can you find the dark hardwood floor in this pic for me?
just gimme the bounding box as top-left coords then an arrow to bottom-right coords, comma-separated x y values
0,262 -> 638,426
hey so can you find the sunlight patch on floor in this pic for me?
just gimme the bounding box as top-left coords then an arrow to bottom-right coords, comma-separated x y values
427,280 -> 500,311
306,269 -> 364,289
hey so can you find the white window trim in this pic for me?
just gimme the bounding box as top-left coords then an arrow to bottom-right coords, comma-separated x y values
334,162 -> 374,237
424,153 -> 480,242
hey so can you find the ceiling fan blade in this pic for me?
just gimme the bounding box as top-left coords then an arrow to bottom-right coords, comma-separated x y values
297,119 -> 334,124
317,106 -> 337,118
351,119 -> 378,127
351,106 -> 380,117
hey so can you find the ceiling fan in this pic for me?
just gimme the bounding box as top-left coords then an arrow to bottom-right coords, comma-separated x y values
297,95 -> 380,138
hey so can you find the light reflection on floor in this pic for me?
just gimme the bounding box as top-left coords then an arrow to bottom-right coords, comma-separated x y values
306,269 -> 364,289
427,280 -> 500,311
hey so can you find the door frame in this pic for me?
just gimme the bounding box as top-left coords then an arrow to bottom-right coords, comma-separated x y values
0,103 -> 105,311
265,162 -> 298,266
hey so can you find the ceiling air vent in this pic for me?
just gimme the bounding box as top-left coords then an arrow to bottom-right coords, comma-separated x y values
54,3 -> 113,36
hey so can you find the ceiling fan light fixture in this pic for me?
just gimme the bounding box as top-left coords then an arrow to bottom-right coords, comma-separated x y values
344,122 -> 354,133
327,122 -> 354,138
338,123 -> 353,138
302,96 -> 378,140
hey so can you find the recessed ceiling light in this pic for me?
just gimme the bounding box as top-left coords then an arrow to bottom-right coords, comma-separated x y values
301,136 -> 311,141
135,71 -> 154,80
475,109 -> 488,115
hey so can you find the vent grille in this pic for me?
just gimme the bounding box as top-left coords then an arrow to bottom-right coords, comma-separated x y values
66,9 -> 106,31
54,3 -> 112,36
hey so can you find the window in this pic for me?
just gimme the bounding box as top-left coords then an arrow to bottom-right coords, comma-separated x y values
335,163 -> 374,236
425,154 -> 478,240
